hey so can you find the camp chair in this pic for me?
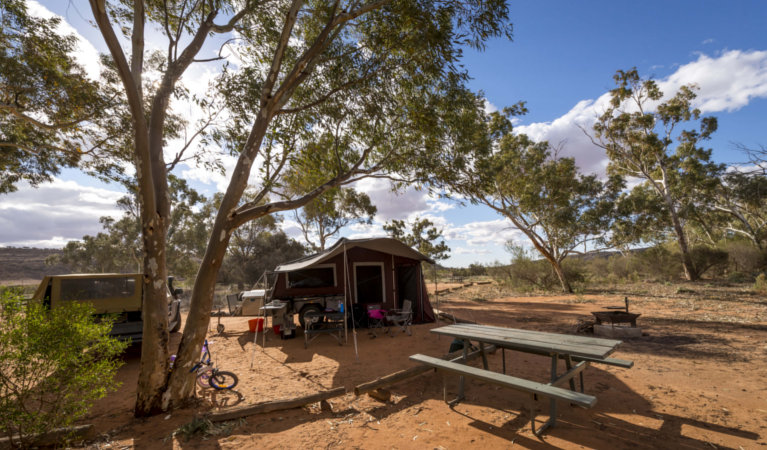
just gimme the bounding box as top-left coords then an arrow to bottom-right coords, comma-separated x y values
366,304 -> 387,338
386,299 -> 413,337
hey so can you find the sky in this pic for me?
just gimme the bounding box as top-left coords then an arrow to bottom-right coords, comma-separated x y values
2,0 -> 767,268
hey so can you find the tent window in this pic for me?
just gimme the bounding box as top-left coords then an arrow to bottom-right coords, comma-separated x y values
287,265 -> 336,289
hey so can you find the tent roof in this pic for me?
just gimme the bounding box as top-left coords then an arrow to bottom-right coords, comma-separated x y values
274,237 -> 434,272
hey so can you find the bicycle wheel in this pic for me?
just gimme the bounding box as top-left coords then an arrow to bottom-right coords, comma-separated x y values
208,370 -> 238,390
196,368 -> 213,388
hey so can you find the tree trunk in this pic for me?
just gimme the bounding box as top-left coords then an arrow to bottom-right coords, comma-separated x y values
164,117 -> 271,407
670,210 -> 698,281
549,258 -> 573,293
134,214 -> 171,416
519,226 -> 573,293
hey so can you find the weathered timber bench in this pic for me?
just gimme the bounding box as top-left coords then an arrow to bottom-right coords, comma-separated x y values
410,353 -> 596,435
571,355 -> 634,368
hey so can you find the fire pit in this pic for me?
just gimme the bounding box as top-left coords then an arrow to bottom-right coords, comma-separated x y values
590,297 -> 642,338
591,310 -> 641,327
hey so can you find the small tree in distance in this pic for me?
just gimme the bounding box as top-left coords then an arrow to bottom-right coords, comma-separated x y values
294,188 -> 377,252
384,217 -> 450,262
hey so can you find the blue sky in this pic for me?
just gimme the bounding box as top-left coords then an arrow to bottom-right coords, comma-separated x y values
2,1 -> 767,268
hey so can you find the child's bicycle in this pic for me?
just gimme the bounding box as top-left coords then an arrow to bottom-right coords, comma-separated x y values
189,339 -> 238,390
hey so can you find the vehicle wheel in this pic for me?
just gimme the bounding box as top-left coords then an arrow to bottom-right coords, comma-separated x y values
196,368 -> 213,388
169,304 -> 182,333
209,371 -> 238,390
299,304 -> 323,329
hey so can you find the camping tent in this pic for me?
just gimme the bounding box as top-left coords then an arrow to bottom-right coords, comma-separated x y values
271,237 -> 436,323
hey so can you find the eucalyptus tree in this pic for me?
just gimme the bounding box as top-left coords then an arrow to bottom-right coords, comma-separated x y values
708,171 -> 767,249
383,217 -> 451,262
0,0 -> 126,193
85,0 -> 512,414
440,104 -> 621,293
591,69 -> 723,281
51,176 -> 213,279
294,188 -> 376,251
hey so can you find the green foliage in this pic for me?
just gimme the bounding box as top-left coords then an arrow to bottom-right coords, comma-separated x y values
725,241 -> 767,275
492,244 -> 583,291
383,217 -> 450,261
295,188 -> 377,251
754,273 -> 767,294
431,103 -> 622,292
0,0 -> 131,193
592,68 -> 724,280
0,288 -> 126,447
220,226 -> 306,287
49,176 -> 212,280
688,246 -> 729,279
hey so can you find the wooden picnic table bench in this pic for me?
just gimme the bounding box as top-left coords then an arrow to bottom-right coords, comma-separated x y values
411,323 -> 633,436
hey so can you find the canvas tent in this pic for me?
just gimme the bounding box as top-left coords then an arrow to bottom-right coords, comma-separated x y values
271,237 -> 436,323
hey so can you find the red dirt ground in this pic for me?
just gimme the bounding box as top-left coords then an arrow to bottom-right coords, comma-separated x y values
80,283 -> 767,449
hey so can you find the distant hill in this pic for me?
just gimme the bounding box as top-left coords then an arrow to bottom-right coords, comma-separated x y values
0,247 -> 69,284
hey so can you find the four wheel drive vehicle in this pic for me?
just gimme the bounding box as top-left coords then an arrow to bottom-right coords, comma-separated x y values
31,273 -> 182,342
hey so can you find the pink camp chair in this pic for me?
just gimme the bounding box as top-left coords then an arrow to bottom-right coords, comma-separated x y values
366,304 -> 387,338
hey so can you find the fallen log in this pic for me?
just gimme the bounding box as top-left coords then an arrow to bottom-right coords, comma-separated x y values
436,311 -> 477,324
207,386 -> 346,423
354,345 -> 497,396
0,424 -> 94,447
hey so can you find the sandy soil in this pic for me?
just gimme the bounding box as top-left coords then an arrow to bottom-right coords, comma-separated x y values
81,283 -> 767,449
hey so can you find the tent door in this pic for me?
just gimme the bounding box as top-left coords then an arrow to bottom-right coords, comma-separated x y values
354,264 -> 384,305
396,265 -> 418,310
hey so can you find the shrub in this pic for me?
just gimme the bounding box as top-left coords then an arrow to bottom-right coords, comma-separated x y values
725,241 -> 767,275
754,273 -> 767,294
0,288 -> 127,447
689,246 -> 729,279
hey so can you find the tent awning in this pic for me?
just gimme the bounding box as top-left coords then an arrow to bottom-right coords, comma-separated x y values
274,237 -> 434,272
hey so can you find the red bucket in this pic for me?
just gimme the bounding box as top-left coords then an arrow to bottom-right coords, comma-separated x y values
273,324 -> 281,335
248,318 -> 264,333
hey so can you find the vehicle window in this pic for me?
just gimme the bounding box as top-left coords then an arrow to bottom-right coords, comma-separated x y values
288,267 -> 335,288
60,277 -> 137,301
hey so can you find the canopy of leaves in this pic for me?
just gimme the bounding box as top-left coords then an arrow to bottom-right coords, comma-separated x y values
592,68 -> 724,243
295,187 -> 377,251
0,0 -> 133,192
50,176 -> 212,280
384,216 -> 450,261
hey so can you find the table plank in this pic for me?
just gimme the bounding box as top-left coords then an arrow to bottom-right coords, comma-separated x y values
455,323 -> 622,348
431,324 -> 620,359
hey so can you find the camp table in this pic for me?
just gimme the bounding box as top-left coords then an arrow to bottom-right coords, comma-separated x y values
303,311 -> 345,348
414,323 -> 632,435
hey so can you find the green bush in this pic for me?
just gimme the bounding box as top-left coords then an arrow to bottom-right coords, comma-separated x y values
754,273 -> 767,294
724,241 -> 767,275
0,288 -> 127,447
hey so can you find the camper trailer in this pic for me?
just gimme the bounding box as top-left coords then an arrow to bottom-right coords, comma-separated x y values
265,237 -> 436,328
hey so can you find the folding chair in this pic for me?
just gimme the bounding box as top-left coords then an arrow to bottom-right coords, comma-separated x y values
366,304 -> 387,338
386,299 -> 413,337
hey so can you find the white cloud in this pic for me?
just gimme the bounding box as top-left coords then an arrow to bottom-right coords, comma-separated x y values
661,50 -> 767,113
353,178 -> 431,221
0,179 -> 125,247
483,99 -> 499,114
516,50 -> 767,176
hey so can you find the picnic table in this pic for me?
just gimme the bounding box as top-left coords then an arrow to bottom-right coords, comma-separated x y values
410,323 -> 633,435
303,311 -> 345,348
